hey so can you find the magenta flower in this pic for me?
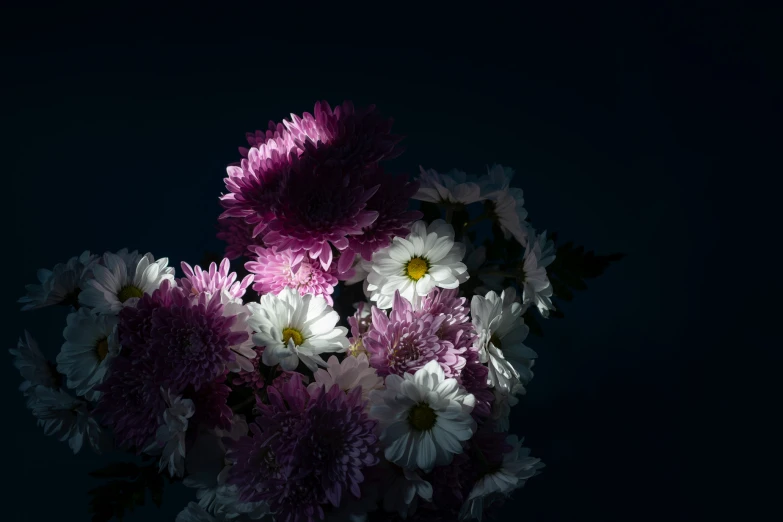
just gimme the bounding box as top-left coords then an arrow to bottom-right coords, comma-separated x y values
226,376 -> 379,522
216,215 -> 258,260
363,292 -> 466,379
187,375 -> 233,432
117,280 -> 248,394
94,357 -> 165,452
245,246 -> 338,305
179,258 -> 253,302
339,167 -> 423,270
231,346 -> 266,390
261,154 -> 380,270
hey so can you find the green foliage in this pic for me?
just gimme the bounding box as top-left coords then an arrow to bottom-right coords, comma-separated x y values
87,462 -> 166,522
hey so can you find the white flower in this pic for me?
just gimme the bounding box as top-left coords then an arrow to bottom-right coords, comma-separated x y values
9,331 -> 59,395
246,287 -> 349,372
414,167 -> 484,205
490,387 -> 520,433
27,384 -> 105,454
476,165 -> 529,245
366,220 -> 469,309
519,230 -> 555,317
78,251 -> 175,314
176,503 -> 218,522
369,359 -> 476,473
343,254 -> 371,286
306,354 -> 384,403
476,164 -> 514,199
55,308 -> 120,401
221,297 -> 257,373
471,288 -> 537,394
381,465 -> 433,519
18,250 -> 96,311
151,388 -> 195,478
459,436 -> 543,521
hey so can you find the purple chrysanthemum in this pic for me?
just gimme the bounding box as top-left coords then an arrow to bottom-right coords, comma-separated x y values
363,292 -> 466,378
227,376 -> 379,522
216,215 -> 258,260
179,258 -> 253,302
245,246 -> 338,305
187,375 -> 233,432
220,147 -> 293,239
419,289 -> 492,419
339,167 -> 423,269
94,357 -> 165,451
261,155 -> 380,270
118,281 -> 248,393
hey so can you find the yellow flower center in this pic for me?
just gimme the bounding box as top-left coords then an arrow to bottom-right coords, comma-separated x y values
282,327 -> 304,346
405,257 -> 429,281
96,338 -> 109,362
117,285 -> 144,303
408,403 -> 437,431
349,338 -> 367,357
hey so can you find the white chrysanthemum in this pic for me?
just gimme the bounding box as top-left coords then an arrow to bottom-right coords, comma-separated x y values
490,387 -> 520,433
55,308 -> 120,401
477,164 -> 514,198
150,388 -> 195,478
520,229 -> 556,317
414,167 -> 484,205
490,187 -> 529,245
381,465 -> 433,519
366,220 -> 469,309
10,331 -> 59,395
27,384 -> 105,454
369,359 -> 476,473
221,297 -> 257,373
18,250 -> 96,311
246,287 -> 349,372
79,251 -> 175,314
459,435 -> 544,522
471,288 -> 537,395
306,354 -> 384,403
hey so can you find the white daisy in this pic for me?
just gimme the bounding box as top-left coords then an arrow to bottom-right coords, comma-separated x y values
78,250 -> 175,314
369,359 -> 476,473
18,250 -> 96,311
56,308 -> 121,401
246,287 -> 349,372
381,464 -> 433,519
366,220 -> 469,309
414,166 -> 484,205
306,354 -> 384,403
471,288 -> 537,395
27,384 -> 105,454
519,230 -> 556,317
489,187 -> 529,245
151,388 -> 195,478
459,435 -> 544,521
476,164 -> 514,199
9,331 -> 60,395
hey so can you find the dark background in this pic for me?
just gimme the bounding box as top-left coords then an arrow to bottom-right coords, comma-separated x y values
1,4 -> 778,521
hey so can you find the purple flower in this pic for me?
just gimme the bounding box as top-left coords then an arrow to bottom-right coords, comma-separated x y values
231,346 -> 266,391
226,376 -> 379,522
179,258 -> 254,302
118,280 -> 248,394
216,215 -> 258,260
363,292 -> 466,379
261,154 -> 380,271
94,357 -> 165,451
187,375 -> 233,432
420,289 -> 492,419
245,246 -> 338,305
340,167 -> 423,269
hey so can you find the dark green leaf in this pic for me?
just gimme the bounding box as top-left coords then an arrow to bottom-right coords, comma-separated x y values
546,237 -> 624,307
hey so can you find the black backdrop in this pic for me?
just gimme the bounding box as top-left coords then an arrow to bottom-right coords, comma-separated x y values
1,4 -> 777,521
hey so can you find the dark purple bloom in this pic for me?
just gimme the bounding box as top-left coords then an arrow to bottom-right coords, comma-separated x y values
340,167 -> 423,269
94,357 -> 165,452
216,215 -> 259,260
187,375 -> 234,432
226,376 -> 379,522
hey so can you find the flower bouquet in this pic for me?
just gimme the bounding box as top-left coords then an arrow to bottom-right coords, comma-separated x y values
12,101 -> 622,521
